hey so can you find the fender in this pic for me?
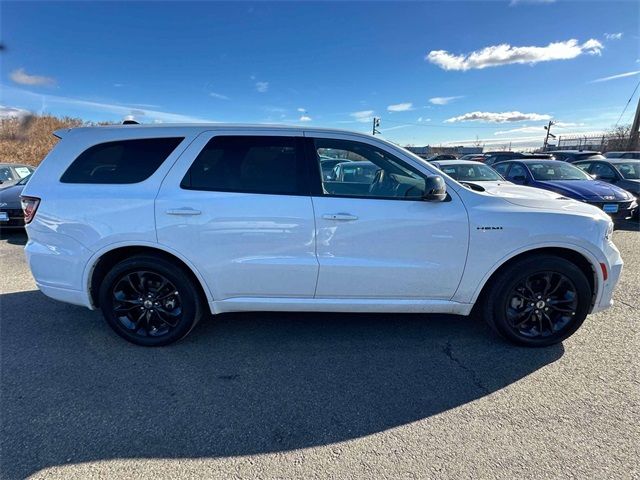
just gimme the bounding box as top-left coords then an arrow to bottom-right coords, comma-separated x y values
458,240 -> 605,308
82,240 -> 215,310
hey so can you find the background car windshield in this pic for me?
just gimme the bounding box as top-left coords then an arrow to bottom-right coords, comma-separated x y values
440,164 -> 502,181
614,163 -> 640,179
528,162 -> 591,181
16,173 -> 32,186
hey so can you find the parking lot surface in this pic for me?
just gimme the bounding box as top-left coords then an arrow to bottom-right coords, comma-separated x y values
1,226 -> 638,479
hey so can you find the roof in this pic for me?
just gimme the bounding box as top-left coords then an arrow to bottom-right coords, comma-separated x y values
62,123 -> 370,136
547,150 -> 601,154
603,158 -> 640,164
433,160 -> 485,166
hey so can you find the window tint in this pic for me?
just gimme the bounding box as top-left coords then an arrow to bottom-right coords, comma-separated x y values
61,137 -> 183,184
181,136 -> 306,195
506,164 -> 527,181
592,163 -> 617,179
493,163 -> 510,176
312,138 -> 426,199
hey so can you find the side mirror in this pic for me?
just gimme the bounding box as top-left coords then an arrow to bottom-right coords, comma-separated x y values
423,175 -> 447,202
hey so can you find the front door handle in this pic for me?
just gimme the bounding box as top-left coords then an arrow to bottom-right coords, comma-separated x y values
166,208 -> 202,216
322,213 -> 359,221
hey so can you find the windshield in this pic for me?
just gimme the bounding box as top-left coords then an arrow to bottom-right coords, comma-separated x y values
528,162 -> 592,181
439,163 -> 502,181
614,163 -> 640,180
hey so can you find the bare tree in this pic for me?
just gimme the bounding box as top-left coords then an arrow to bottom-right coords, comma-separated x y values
605,124 -> 631,152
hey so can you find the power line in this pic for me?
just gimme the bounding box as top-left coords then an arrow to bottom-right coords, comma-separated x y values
615,78 -> 640,127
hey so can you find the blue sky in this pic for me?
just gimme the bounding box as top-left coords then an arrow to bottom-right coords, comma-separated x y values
1,0 -> 638,148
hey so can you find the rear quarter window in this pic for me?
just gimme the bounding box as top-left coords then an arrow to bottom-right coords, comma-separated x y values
60,137 -> 184,184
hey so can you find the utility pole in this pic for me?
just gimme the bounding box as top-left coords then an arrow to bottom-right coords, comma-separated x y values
628,94 -> 640,150
372,117 -> 380,136
543,121 -> 556,150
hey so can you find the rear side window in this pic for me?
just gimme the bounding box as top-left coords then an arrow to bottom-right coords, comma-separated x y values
61,137 -> 183,184
181,135 -> 306,195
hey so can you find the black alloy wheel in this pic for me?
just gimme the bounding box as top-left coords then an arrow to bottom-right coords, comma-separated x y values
99,255 -> 203,346
505,272 -> 578,339
483,255 -> 591,347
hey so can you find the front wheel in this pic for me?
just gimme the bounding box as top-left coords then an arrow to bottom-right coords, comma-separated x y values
99,255 -> 204,346
483,255 -> 592,347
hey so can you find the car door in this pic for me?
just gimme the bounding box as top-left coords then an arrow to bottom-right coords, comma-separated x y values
156,130 -> 318,300
305,133 -> 468,300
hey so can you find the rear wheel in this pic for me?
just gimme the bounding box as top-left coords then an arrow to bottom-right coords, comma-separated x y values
483,255 -> 592,347
99,255 -> 204,346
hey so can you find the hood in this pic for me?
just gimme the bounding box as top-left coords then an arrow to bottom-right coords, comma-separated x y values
535,179 -> 631,201
480,182 -> 564,200
0,184 -> 25,209
479,182 -> 609,219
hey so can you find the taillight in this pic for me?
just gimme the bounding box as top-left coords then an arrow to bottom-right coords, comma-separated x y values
20,196 -> 40,224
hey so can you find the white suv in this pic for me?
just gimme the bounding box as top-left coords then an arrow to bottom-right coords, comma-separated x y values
22,125 -> 623,347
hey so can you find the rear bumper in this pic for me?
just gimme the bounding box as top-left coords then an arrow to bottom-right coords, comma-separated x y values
35,282 -> 94,309
25,234 -> 94,309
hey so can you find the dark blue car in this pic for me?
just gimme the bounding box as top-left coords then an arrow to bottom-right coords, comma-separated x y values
493,160 -> 638,220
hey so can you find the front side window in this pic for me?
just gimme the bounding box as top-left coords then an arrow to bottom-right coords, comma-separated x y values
506,164 -> 528,181
493,163 -> 510,176
575,162 -> 592,173
181,136 -> 306,195
61,137 -> 183,184
312,138 -> 426,199
614,162 -> 640,179
591,163 -> 617,180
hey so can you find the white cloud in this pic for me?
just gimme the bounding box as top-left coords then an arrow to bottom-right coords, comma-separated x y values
209,92 -> 230,100
299,115 -> 312,122
2,86 -> 214,123
10,68 -> 56,86
417,117 -> 431,122
604,32 -> 623,40
387,102 -> 413,112
429,96 -> 464,105
113,83 -> 124,88
445,111 -> 552,123
0,105 -> 30,119
426,38 -> 603,71
297,107 -> 306,112
255,81 -> 269,93
350,110 -> 375,123
590,70 -> 640,83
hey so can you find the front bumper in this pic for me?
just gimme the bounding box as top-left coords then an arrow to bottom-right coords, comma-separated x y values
587,200 -> 637,220
591,238 -> 624,313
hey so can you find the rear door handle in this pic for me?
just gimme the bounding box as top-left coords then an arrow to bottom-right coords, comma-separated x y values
322,213 -> 358,221
166,208 -> 201,216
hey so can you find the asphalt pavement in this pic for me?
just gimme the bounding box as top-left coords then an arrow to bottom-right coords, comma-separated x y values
0,225 -> 638,479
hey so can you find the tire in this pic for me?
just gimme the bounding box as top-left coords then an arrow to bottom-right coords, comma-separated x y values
482,255 -> 592,347
98,254 -> 204,346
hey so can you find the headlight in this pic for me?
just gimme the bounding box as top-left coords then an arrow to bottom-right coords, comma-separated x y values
605,222 -> 614,241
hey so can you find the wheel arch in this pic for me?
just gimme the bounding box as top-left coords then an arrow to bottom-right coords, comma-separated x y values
472,246 -> 599,313
85,243 -> 213,310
